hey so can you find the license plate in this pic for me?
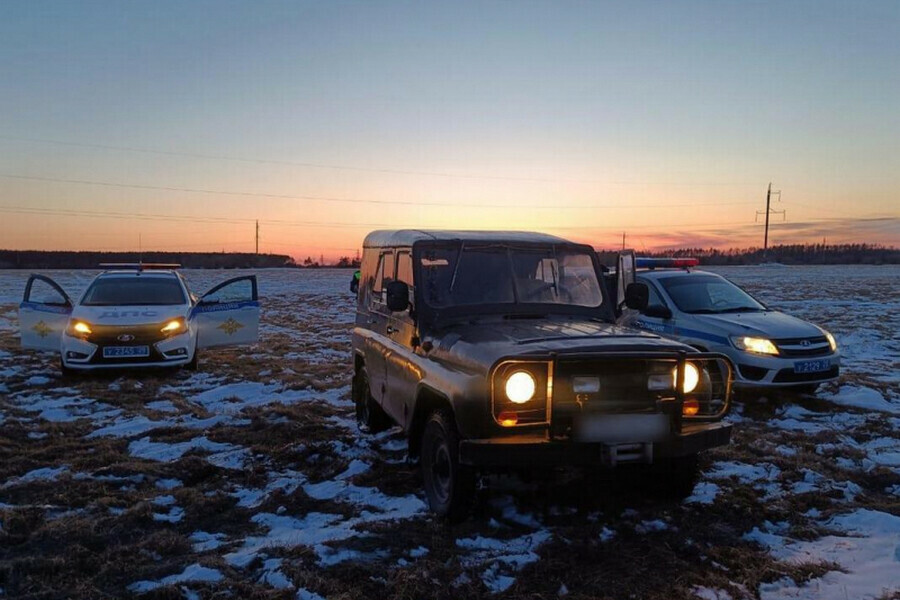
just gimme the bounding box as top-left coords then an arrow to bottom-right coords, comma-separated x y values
103,346 -> 150,358
794,359 -> 830,374
573,413 -> 669,444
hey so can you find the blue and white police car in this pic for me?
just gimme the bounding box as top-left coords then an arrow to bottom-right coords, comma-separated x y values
18,264 -> 259,373
628,258 -> 839,391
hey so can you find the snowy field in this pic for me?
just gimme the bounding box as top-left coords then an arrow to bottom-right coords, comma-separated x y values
0,266 -> 898,600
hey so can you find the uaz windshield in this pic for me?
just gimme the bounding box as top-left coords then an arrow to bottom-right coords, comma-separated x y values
659,275 -> 765,314
418,244 -> 603,309
81,277 -> 187,306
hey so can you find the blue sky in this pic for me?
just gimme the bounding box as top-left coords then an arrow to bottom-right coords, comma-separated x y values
1,1 -> 897,257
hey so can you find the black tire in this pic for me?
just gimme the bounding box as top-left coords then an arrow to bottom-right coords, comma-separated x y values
59,358 -> 75,378
420,410 -> 475,522
792,383 -> 819,395
646,454 -> 700,500
185,345 -> 199,371
353,368 -> 391,433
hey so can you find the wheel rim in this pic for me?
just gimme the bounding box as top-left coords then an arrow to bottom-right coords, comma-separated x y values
429,436 -> 452,505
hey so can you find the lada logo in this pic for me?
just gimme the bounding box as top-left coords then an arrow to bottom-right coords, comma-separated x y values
801,340 -> 811,347
117,334 -> 135,342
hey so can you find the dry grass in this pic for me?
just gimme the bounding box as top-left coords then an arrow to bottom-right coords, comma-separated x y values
1,281 -> 898,599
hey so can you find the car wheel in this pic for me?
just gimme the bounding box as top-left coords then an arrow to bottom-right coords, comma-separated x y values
420,410 -> 475,522
59,358 -> 75,378
353,368 -> 391,433
185,345 -> 199,371
792,383 -> 819,395
646,454 -> 700,500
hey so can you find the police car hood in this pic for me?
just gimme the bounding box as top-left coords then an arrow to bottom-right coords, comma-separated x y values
428,317 -> 692,373
72,305 -> 188,326
696,310 -> 823,339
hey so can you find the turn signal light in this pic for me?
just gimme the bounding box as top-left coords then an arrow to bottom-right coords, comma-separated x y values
683,399 -> 700,416
497,411 -> 519,427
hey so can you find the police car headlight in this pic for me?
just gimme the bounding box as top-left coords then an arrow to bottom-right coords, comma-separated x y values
66,320 -> 93,338
824,331 -> 837,352
505,371 -> 536,404
160,317 -> 186,336
731,335 -> 779,356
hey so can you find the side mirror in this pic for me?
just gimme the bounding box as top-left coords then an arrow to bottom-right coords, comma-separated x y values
386,281 -> 410,312
643,304 -> 673,319
624,282 -> 649,311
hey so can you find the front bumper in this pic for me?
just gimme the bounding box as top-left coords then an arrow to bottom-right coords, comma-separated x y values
458,421 -> 732,469
61,332 -> 194,370
728,350 -> 841,388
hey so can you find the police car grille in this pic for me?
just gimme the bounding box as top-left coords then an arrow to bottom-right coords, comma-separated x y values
773,336 -> 831,358
88,323 -> 168,344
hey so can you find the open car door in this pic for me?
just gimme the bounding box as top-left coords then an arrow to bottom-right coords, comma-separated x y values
193,275 -> 259,348
616,251 -> 636,313
19,274 -> 73,351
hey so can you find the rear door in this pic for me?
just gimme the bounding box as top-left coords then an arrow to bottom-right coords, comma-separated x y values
363,250 -> 394,404
383,250 -> 418,424
193,275 -> 260,348
19,275 -> 73,351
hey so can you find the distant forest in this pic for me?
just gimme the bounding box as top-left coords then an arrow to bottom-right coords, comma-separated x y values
597,243 -> 899,266
0,250 -> 299,269
1,243 -> 896,269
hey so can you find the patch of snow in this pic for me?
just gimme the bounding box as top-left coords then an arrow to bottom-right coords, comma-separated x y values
128,563 -> 223,593
685,482 -> 720,505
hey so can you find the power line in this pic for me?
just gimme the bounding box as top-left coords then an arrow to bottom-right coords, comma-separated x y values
0,134 -> 759,186
0,173 -> 760,210
2,202 -> 862,233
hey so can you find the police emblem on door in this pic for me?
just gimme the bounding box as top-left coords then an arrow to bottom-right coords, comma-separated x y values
217,318 -> 244,335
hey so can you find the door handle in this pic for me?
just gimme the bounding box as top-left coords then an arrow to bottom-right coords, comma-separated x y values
387,326 -> 397,334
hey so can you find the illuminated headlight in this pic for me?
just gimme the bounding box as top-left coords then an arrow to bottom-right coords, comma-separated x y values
572,376 -> 600,394
679,363 -> 700,394
824,331 -> 837,352
731,336 -> 779,356
647,362 -> 701,394
66,320 -> 93,338
505,371 -> 536,404
160,318 -> 186,335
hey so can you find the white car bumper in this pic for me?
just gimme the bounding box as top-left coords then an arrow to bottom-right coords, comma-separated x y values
61,332 -> 195,370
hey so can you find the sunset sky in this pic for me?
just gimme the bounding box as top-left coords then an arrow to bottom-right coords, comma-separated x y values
1,1 -> 898,260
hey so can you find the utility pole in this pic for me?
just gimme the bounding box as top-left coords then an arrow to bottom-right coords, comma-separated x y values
622,231 -> 626,251
255,220 -> 259,255
755,183 -> 784,262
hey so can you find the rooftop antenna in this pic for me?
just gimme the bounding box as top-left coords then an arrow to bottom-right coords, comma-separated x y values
755,183 -> 785,262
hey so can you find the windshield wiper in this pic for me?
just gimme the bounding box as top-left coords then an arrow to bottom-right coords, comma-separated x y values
717,306 -> 763,313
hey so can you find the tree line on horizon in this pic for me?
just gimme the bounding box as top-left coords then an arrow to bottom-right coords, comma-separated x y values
0,243 -> 895,269
596,243 -> 898,266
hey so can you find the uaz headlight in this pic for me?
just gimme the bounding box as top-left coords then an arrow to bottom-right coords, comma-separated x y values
505,371 -> 536,404
647,362 -> 701,394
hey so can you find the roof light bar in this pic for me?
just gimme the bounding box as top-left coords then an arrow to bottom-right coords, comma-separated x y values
635,258 -> 699,269
98,263 -> 181,270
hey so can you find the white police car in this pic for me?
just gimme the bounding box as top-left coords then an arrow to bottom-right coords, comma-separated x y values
628,258 -> 839,391
18,264 -> 259,373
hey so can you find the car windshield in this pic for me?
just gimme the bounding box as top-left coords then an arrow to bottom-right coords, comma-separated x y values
658,274 -> 765,314
81,277 -> 186,306
418,244 -> 604,309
